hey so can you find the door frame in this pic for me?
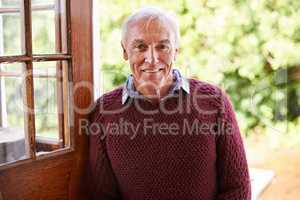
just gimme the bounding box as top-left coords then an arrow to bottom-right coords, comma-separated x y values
0,0 -> 93,199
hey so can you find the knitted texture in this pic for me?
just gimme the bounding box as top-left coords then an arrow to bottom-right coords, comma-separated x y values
87,79 -> 251,200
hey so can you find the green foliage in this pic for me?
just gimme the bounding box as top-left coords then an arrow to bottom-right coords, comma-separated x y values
33,63 -> 58,137
32,10 -> 56,54
98,0 -> 300,135
2,14 -> 22,55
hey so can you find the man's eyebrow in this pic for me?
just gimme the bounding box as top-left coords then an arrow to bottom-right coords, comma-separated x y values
159,39 -> 171,44
131,39 -> 170,45
132,39 -> 145,44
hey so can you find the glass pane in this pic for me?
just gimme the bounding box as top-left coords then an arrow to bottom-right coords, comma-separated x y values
33,61 -> 69,155
0,62 -> 28,165
32,10 -> 55,54
1,0 -> 20,7
0,0 -> 22,56
32,0 -> 67,54
32,0 -> 54,6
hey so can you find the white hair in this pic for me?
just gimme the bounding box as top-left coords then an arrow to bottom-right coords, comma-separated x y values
121,7 -> 180,47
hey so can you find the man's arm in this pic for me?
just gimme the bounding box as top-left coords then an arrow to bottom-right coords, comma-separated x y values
215,91 -> 251,200
86,107 -> 121,200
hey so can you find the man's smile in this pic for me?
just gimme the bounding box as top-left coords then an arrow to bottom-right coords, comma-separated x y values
141,68 -> 164,73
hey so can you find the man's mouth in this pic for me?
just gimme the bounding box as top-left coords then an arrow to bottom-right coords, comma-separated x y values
141,68 -> 164,73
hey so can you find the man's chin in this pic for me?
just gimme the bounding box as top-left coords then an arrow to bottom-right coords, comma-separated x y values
137,78 -> 165,89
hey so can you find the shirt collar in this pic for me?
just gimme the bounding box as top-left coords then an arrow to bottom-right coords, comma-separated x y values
122,68 -> 190,104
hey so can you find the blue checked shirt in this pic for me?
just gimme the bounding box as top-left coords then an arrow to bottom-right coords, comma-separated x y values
122,68 -> 190,104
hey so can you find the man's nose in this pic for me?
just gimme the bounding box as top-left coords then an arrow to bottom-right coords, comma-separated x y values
144,46 -> 159,65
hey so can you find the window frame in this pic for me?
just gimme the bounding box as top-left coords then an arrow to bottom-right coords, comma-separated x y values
0,0 -> 74,170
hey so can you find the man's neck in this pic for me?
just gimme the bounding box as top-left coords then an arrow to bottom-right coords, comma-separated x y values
133,73 -> 175,103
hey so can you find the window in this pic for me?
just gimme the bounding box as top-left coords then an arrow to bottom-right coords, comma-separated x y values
0,0 -> 72,167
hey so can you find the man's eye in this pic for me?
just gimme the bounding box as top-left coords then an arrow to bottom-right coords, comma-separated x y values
157,44 -> 169,50
135,44 -> 147,51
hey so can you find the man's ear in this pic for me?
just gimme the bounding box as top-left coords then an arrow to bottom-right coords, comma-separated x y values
174,47 -> 179,61
121,42 -> 128,60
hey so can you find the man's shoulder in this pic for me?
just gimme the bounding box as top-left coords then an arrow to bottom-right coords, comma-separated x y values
187,78 -> 230,109
93,85 -> 124,110
101,85 -> 123,101
187,78 -> 236,114
188,78 -> 223,95
88,86 -> 124,123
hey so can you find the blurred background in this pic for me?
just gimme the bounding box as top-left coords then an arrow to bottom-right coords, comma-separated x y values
95,0 -> 300,199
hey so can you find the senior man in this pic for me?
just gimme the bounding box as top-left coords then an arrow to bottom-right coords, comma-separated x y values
87,7 -> 251,200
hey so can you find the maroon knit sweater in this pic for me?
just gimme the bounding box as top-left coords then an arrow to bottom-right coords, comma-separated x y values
87,79 -> 251,200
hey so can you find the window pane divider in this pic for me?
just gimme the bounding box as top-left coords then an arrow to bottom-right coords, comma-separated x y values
0,4 -> 55,14
55,0 -> 65,147
0,54 -> 72,63
64,0 -> 73,148
22,0 -> 36,160
0,55 -> 31,63
33,54 -> 72,61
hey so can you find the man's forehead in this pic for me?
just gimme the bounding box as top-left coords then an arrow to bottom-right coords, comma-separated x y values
128,17 -> 172,31
126,20 -> 173,41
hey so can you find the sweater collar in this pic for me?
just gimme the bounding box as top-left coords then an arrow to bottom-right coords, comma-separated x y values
122,68 -> 190,105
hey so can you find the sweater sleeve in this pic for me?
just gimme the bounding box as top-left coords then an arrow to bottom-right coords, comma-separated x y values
215,91 -> 251,200
87,107 -> 122,200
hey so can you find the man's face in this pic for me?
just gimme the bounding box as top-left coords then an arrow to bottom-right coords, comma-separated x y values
122,18 -> 178,93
